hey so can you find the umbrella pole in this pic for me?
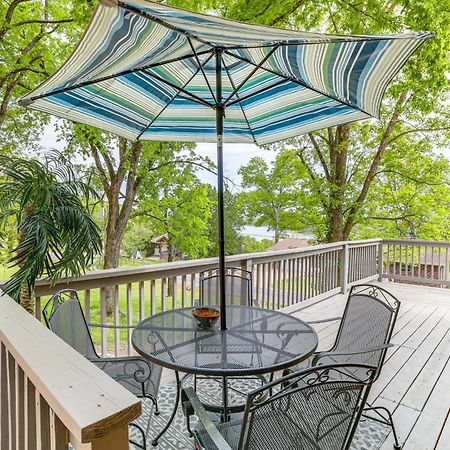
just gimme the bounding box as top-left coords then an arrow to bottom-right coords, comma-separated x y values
216,48 -> 227,331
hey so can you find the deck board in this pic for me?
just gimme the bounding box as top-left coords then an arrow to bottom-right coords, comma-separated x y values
290,282 -> 450,450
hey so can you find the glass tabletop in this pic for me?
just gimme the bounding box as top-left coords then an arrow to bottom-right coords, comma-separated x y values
132,305 -> 318,376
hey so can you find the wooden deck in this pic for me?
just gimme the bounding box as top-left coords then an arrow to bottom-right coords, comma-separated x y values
158,281 -> 449,449
288,281 -> 450,450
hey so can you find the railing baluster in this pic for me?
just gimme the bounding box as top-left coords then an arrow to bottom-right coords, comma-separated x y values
114,285 -> 120,357
172,276 -> 177,309
161,278 -> 167,312
127,283 -> 132,356
150,279 -> 156,316
190,273 -> 196,306
181,275 -> 187,308
35,297 -> 41,322
100,288 -> 107,357
84,290 -> 91,324
139,282 -> 145,322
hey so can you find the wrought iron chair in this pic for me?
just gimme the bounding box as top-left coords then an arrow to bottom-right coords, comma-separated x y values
183,363 -> 377,450
43,289 -> 162,449
199,267 -> 254,307
287,283 -> 402,449
188,267 -> 264,429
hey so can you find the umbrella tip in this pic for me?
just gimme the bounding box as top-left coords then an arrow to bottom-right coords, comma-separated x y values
18,97 -> 32,107
99,0 -> 119,7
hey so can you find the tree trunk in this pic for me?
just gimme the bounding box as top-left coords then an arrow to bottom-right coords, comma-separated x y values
19,286 -> 35,316
326,124 -> 349,242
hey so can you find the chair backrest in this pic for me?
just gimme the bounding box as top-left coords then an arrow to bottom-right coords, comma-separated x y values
239,364 -> 376,450
199,267 -> 252,306
43,289 -> 98,359
332,284 -> 400,380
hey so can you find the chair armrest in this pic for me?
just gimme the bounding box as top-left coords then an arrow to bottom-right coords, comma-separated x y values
182,387 -> 233,450
94,355 -> 151,365
307,316 -> 341,325
312,343 -> 394,365
88,322 -> 136,329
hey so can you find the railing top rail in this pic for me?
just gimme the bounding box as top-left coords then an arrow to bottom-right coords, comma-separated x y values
22,239 -> 380,290
382,239 -> 450,247
0,292 -> 141,443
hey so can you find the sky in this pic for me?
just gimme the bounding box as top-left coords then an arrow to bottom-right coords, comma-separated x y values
40,121 -> 449,191
39,122 -> 276,188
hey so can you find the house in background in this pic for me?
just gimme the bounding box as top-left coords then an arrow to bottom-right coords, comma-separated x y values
151,233 -> 170,260
266,238 -> 309,252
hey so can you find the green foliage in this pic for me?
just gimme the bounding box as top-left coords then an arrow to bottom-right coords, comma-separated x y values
207,188 -> 245,256
0,151 -> 102,299
358,145 -> 450,240
239,150 -> 309,241
241,236 -> 273,253
135,147 -> 213,260
0,0 -> 92,152
121,221 -> 153,258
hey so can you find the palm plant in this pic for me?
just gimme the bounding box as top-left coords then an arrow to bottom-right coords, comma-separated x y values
0,151 -> 102,314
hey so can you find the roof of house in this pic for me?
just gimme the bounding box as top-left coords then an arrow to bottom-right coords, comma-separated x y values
151,233 -> 169,244
266,239 -> 309,252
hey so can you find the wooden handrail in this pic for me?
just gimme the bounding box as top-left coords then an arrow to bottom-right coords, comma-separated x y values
1,239 -> 382,296
0,293 -> 141,446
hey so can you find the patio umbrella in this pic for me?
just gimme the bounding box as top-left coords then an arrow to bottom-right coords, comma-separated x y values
20,0 -> 432,330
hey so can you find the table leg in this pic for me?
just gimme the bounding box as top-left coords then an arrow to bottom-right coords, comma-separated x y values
221,375 -> 230,422
151,371 -> 181,446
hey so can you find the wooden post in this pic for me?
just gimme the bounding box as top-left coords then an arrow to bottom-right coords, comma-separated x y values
340,243 -> 349,294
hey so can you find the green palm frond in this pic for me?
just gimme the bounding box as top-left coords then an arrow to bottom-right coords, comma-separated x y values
0,152 -> 102,300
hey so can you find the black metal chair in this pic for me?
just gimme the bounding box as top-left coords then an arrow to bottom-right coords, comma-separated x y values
287,283 -> 402,449
199,267 -> 254,306
183,363 -> 377,450
43,289 -> 162,449
188,267 -> 264,429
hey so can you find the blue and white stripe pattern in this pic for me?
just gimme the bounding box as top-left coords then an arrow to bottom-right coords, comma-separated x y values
21,0 -> 432,145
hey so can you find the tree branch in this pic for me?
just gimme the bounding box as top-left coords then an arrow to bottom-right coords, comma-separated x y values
308,132 -> 331,181
388,126 -> 450,145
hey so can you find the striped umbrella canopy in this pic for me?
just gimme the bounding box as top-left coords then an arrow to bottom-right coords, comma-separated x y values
20,0 -> 432,329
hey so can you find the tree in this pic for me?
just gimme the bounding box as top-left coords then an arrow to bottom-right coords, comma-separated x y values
359,145 -> 450,240
134,161 -> 213,261
239,150 -> 308,242
207,188 -> 246,257
0,0 -> 90,152
0,151 -> 102,314
284,0 -> 450,242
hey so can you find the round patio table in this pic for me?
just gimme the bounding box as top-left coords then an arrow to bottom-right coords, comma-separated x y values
132,305 -> 318,445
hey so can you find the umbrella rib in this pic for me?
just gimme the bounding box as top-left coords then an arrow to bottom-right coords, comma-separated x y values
136,51 -> 215,140
223,44 -> 280,105
224,50 -> 373,117
118,1 -> 216,48
141,68 -> 214,109
20,50 -> 212,106
223,60 -> 258,145
226,78 -> 290,107
188,37 -> 216,104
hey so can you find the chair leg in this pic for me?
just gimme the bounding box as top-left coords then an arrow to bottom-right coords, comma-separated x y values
129,422 -> 146,449
363,405 -> 402,449
145,393 -> 160,416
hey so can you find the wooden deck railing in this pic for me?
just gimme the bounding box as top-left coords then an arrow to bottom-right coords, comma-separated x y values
379,239 -> 450,288
0,293 -> 141,450
2,238 -> 447,357
27,239 -> 381,356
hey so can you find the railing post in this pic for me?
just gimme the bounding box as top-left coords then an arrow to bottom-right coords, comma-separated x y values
378,240 -> 384,282
340,243 -> 349,294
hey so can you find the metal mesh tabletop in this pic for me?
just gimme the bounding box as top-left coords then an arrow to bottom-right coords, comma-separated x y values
132,306 -> 318,376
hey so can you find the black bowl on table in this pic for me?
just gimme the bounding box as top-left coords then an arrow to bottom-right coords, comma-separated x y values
192,307 -> 220,330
